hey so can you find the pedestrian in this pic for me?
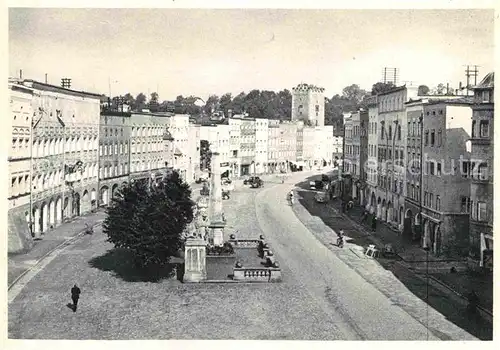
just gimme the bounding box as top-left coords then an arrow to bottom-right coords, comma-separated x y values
467,290 -> 479,316
371,216 -> 377,232
71,284 -> 81,312
361,210 -> 368,224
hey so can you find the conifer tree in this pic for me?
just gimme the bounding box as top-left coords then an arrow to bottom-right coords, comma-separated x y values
103,171 -> 195,268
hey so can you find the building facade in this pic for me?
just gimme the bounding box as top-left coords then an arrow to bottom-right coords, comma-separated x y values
26,80 -> 101,242
187,123 -> 201,183
366,96 -> 379,216
129,112 -> 171,182
8,82 -> 34,253
291,83 -> 325,127
375,86 -> 418,230
255,118 -> 269,174
421,100 -> 473,256
239,117 -> 256,175
267,119 -> 281,173
469,72 -> 494,268
228,117 -> 242,177
169,114 -> 191,182
278,121 -> 298,172
98,111 -> 131,206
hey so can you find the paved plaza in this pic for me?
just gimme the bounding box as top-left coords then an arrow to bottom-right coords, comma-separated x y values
8,170 -> 477,340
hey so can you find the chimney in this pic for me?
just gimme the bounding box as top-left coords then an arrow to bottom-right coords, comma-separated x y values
19,69 -> 22,80
45,73 -> 48,84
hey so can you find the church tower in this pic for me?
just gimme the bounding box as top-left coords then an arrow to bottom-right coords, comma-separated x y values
291,83 -> 325,126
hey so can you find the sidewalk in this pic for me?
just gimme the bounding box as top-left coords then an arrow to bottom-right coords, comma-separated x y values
8,210 -> 108,286
329,199 -> 493,315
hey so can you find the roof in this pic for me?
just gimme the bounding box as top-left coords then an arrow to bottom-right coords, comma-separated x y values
21,79 -> 103,99
377,85 -> 407,96
474,72 -> 494,89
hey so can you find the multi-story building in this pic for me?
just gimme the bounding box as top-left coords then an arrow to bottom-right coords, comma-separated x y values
469,72 -> 494,268
278,121 -> 298,172
255,118 -> 269,174
291,83 -> 325,126
169,114 -> 191,182
332,134 -> 343,162
98,111 -> 131,206
358,109 -> 369,206
26,80 -> 101,240
228,116 -> 242,177
349,111 -> 361,202
8,81 -> 34,253
375,85 -> 418,230
421,99 -> 473,256
129,112 -> 171,183
187,123 -> 201,183
267,119 -> 281,173
302,126 -> 316,169
296,121 -> 304,164
403,99 -> 425,241
239,117 -> 256,175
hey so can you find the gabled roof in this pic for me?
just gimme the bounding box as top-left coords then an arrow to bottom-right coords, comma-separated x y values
474,72 -> 494,89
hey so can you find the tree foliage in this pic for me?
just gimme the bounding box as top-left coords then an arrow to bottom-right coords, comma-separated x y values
418,85 -> 430,96
371,82 -> 396,96
102,171 -> 195,268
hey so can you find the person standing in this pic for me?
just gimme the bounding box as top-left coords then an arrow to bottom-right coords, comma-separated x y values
71,284 -> 81,312
371,216 -> 377,232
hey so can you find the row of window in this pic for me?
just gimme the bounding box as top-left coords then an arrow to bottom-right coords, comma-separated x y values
461,197 -> 488,222
130,126 -> 166,138
378,95 -> 404,113
30,136 -> 98,158
100,143 -> 129,157
380,123 -> 402,141
423,192 -> 441,211
407,120 -> 422,137
377,175 -> 403,195
406,182 -> 420,202
424,129 -> 442,147
377,147 -> 404,163
10,163 -> 100,197
471,119 -> 490,139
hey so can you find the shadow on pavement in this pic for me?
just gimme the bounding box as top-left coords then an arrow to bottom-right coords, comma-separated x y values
294,174 -> 492,340
88,248 -> 177,283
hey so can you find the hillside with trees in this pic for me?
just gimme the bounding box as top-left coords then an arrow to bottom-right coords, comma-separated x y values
106,82 -> 408,128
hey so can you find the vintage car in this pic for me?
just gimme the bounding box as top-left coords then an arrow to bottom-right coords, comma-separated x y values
250,177 -> 264,188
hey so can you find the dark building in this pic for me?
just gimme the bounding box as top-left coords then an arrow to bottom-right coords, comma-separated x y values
469,72 -> 494,269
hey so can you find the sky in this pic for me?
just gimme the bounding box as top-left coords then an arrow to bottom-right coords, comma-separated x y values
9,8 -> 495,101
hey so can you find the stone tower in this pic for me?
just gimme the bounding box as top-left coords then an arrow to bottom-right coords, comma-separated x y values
291,83 -> 326,127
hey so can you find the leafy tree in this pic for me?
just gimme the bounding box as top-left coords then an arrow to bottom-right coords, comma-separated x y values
371,82 -> 395,95
103,170 -> 195,268
123,93 -> 135,109
204,95 -> 220,115
135,93 -> 147,111
219,93 -> 233,115
149,92 -> 160,112
417,85 -> 430,96
342,84 -> 368,104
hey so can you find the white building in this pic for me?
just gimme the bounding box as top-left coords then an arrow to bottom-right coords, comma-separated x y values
303,126 -> 316,169
169,114 -> 191,181
255,118 -> 269,174
25,79 -> 101,240
228,118 -> 242,177
187,123 -> 201,183
8,82 -> 34,253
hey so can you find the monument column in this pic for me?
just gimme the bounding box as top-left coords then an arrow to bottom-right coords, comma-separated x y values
208,151 -> 225,246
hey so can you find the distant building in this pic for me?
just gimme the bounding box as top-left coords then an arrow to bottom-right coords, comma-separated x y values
292,83 -> 325,127
469,72 -> 494,268
255,118 -> 269,174
98,111 -> 131,206
239,117 -> 256,176
8,82 -> 34,253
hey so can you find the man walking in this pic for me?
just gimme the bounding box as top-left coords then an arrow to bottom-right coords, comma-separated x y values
71,284 -> 81,312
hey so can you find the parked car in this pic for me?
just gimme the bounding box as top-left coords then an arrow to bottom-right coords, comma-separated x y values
244,176 -> 260,185
250,177 -> 264,188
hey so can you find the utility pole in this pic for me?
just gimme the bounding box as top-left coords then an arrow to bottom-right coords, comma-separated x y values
464,65 -> 479,96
